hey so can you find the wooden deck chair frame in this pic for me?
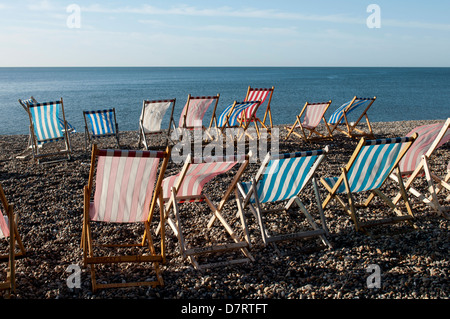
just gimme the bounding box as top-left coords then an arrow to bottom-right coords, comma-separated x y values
177,94 -> 220,141
321,134 -> 418,233
0,183 -> 26,297
160,153 -> 254,270
83,108 -> 120,149
285,100 -> 333,142
81,144 -> 171,292
25,98 -> 72,164
390,118 -> 450,219
138,98 -> 176,150
237,148 -> 332,250
17,96 -> 39,158
244,86 -> 275,134
329,96 -> 376,139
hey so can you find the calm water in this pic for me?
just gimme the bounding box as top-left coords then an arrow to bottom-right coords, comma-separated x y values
0,67 -> 449,135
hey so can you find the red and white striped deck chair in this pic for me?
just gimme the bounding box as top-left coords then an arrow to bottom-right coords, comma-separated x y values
177,94 -> 220,140
391,118 -> 450,218
285,101 -> 333,142
0,183 -> 26,297
160,153 -> 253,270
82,145 -> 171,292
138,99 -> 176,149
242,86 -> 274,136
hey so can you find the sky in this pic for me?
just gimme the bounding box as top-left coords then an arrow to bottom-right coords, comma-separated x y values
0,0 -> 449,67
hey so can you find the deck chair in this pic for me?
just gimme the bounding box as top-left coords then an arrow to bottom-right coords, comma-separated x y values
83,108 -> 120,149
177,94 -> 220,140
0,183 -> 26,297
285,101 -> 333,142
391,119 -> 450,218
243,86 -> 275,134
138,99 -> 176,150
81,145 -> 171,292
321,135 -> 418,233
25,98 -> 72,164
328,96 -> 376,138
160,153 -> 253,270
211,100 -> 262,139
237,148 -> 332,250
19,97 -> 76,134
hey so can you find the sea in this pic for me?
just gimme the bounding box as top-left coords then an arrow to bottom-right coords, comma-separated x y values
0,67 -> 449,135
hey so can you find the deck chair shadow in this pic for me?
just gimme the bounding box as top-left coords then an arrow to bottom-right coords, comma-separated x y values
328,96 -> 376,139
138,99 -> 176,150
0,183 -> 26,297
285,101 -> 333,142
243,86 -> 275,135
210,100 -> 262,141
391,118 -> 450,219
176,94 -> 220,141
237,148 -> 332,251
321,135 -> 418,233
159,153 -> 253,270
81,145 -> 171,292
83,108 -> 120,149
25,98 -> 72,164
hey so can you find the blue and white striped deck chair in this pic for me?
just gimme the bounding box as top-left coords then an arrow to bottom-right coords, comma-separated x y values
25,98 -> 72,163
321,135 -> 418,232
328,96 -> 376,138
83,108 -> 120,149
210,100 -> 262,140
19,97 -> 76,134
237,148 -> 332,248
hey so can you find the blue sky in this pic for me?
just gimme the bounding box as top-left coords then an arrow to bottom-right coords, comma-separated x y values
1,0 -> 449,67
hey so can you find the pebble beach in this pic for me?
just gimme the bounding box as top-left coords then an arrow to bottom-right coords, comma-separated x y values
0,120 -> 448,301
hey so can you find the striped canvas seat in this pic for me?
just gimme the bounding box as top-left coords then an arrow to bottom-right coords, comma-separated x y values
89,150 -> 165,223
138,99 -> 176,149
216,101 -> 261,128
237,149 -> 331,248
0,183 -> 26,296
25,98 -> 72,163
83,108 -> 120,148
243,86 -> 274,129
19,96 -> 76,135
399,121 -> 450,174
162,155 -> 245,201
0,210 -> 9,239
328,96 -> 376,138
82,145 -> 171,292
161,153 -> 253,270
321,135 -> 417,232
178,94 -> 219,129
285,101 -> 333,141
391,118 -> 450,218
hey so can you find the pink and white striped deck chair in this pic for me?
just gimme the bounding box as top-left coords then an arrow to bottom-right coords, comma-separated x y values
244,86 -> 275,132
391,118 -> 450,218
82,145 -> 171,292
285,101 -> 333,142
0,183 -> 26,296
160,153 -> 253,270
177,94 -> 220,140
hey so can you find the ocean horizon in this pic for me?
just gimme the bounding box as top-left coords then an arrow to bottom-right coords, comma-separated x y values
1,66 -> 449,135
